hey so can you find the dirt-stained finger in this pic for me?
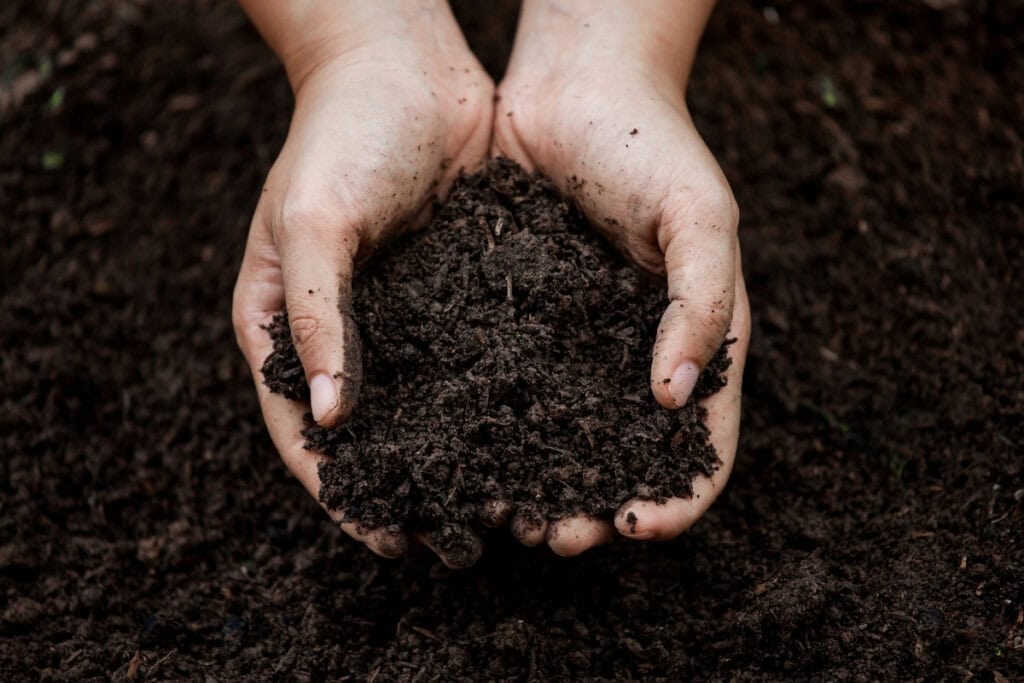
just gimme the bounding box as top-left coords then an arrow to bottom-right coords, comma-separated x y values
547,515 -> 614,557
480,499 -> 512,528
417,526 -> 483,569
510,514 -> 549,547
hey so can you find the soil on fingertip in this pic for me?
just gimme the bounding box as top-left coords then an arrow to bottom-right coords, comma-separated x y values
261,158 -> 732,557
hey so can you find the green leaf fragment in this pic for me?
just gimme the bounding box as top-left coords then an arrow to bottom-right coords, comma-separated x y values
48,86 -> 65,111
819,76 -> 840,108
41,150 -> 64,170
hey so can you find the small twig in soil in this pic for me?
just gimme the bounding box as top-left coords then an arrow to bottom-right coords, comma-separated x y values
411,625 -> 445,643
144,649 -> 176,680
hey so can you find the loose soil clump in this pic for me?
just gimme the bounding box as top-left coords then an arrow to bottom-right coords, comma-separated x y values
262,159 -> 731,553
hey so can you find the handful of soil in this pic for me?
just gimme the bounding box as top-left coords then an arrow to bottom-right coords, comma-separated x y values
262,158 -> 731,556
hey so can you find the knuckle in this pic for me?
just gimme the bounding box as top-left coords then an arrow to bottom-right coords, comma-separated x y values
631,241 -> 666,275
693,184 -> 740,232
693,301 -> 732,354
276,193 -> 338,241
287,312 -> 327,355
695,297 -> 732,334
665,293 -> 732,347
659,183 -> 739,253
230,300 -> 262,357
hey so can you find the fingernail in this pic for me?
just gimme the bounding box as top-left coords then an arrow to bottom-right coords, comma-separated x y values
309,373 -> 337,423
622,511 -> 654,540
668,361 -> 700,408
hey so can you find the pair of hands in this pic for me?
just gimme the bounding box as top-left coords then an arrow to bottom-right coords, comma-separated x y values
232,0 -> 749,566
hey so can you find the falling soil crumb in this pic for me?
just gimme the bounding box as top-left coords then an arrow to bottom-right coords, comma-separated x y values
262,158 -> 732,551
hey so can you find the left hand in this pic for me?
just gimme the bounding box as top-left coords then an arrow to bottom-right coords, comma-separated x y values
492,2 -> 751,557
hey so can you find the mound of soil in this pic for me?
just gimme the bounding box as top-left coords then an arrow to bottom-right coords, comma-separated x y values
261,159 -> 731,556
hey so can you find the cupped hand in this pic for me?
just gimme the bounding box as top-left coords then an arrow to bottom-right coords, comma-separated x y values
232,21 -> 493,567
493,33 -> 750,557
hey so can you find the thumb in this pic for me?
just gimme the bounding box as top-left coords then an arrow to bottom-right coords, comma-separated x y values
277,214 -> 363,427
650,200 -> 738,409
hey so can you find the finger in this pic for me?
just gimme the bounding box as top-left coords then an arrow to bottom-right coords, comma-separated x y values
510,514 -> 549,546
275,208 -> 363,428
546,515 -> 614,557
234,221 -> 407,559
479,499 -> 512,528
255,364 -> 408,558
417,528 -> 483,569
650,198 -> 739,410
619,261 -> 750,540
356,525 -> 410,559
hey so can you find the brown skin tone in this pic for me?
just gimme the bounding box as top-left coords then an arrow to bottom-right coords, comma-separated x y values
233,0 -> 748,565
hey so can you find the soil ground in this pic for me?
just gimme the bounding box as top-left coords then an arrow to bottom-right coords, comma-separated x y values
1,0 -> 1022,680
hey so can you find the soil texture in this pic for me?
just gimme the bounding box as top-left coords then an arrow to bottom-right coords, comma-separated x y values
1,0 -> 1022,680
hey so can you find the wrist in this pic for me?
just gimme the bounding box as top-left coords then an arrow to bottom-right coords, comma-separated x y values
241,0 -> 473,93
507,0 -> 716,91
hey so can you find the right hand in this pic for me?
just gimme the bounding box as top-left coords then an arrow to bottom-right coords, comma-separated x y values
232,11 -> 493,566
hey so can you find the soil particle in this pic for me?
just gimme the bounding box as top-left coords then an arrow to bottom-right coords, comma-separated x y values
262,159 -> 732,549
1,0 -> 1022,680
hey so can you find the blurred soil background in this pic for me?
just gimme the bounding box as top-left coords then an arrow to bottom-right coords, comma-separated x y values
1,0 -> 1021,679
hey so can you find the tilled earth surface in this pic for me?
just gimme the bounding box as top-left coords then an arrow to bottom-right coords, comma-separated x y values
1,0 -> 1022,680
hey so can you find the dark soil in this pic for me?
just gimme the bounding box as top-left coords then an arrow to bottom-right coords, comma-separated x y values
1,0 -> 1022,681
261,159 -> 731,557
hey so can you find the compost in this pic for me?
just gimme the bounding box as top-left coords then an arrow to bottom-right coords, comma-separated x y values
1,0 -> 1021,680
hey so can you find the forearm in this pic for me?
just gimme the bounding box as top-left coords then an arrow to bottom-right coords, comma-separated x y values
510,0 -> 716,87
237,0 -> 468,89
